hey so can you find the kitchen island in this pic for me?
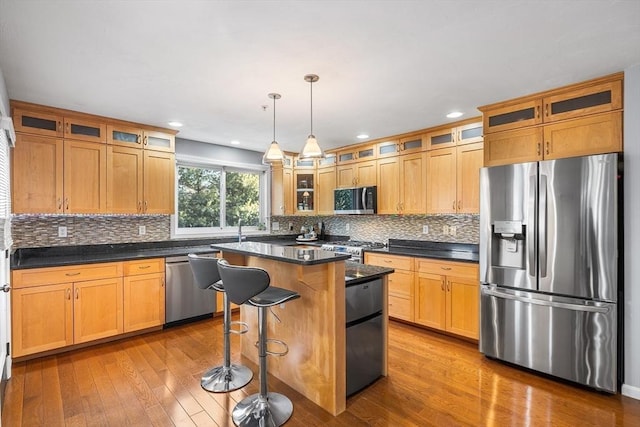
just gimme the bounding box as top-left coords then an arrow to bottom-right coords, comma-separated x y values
210,241 -> 392,416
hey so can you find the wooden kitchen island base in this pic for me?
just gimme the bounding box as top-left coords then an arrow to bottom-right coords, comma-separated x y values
221,251 -> 348,416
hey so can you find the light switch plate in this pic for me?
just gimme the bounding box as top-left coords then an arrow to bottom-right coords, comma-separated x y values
443,225 -> 449,235
139,225 -> 146,235
422,225 -> 429,234
450,226 -> 457,236
58,226 -> 67,238
272,221 -> 280,231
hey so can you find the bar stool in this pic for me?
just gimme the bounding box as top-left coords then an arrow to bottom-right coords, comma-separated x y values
188,254 -> 253,392
217,259 -> 300,427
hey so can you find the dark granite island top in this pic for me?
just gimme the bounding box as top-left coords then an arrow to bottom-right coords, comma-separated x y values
210,241 -> 352,265
344,261 -> 394,286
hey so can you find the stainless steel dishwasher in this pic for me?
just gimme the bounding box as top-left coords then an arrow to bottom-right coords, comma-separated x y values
165,254 -> 217,326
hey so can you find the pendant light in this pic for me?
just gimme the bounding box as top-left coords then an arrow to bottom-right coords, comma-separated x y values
300,74 -> 325,158
262,93 -> 285,164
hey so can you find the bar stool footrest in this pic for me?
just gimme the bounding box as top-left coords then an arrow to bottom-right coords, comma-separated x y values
229,320 -> 249,335
255,338 -> 289,357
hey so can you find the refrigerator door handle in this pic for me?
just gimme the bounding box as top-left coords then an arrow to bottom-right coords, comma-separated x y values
539,174 -> 548,278
528,174 -> 537,275
481,286 -> 610,314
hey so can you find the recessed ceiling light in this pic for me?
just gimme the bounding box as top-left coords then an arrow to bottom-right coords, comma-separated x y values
168,121 -> 183,127
446,111 -> 463,119
231,140 -> 241,145
357,134 -> 369,139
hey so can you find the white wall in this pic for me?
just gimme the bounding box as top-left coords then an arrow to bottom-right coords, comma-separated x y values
623,63 -> 640,399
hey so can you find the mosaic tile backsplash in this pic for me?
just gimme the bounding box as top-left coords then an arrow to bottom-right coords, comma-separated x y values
13,213 -> 478,249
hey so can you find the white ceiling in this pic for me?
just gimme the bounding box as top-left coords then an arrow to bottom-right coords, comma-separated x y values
1,1 -> 639,154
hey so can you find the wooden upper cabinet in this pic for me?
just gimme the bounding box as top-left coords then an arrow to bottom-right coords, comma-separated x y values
376,157 -> 400,214
426,128 -> 456,150
13,108 -> 63,137
63,117 -> 106,144
398,152 -> 427,214
482,99 -> 543,134
293,156 -> 315,169
483,127 -> 543,167
11,134 -> 64,214
543,111 -> 622,160
542,79 -> 622,123
398,134 -> 426,154
143,130 -> 175,153
337,144 -> 376,164
427,148 -> 457,214
376,140 -> 400,158
63,140 -> 107,214
456,143 -> 484,214
107,124 -> 143,148
316,166 -> 336,215
456,122 -> 484,145
107,145 -> 144,214
143,151 -> 175,214
316,152 -> 337,169
336,159 -> 376,188
271,166 -> 293,216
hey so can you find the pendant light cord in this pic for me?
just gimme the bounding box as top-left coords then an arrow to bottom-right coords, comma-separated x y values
309,78 -> 313,136
273,95 -> 276,141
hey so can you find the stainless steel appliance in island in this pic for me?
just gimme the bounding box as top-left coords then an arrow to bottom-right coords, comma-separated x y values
479,153 -> 622,393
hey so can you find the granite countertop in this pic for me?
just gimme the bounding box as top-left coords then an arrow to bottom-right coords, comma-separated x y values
344,261 -> 394,286
367,239 -> 479,263
211,241 -> 351,265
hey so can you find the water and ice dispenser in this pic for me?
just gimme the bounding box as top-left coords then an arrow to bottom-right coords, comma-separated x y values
491,220 -> 526,270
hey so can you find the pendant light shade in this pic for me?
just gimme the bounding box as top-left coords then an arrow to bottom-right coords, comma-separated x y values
262,93 -> 285,164
300,74 -> 325,159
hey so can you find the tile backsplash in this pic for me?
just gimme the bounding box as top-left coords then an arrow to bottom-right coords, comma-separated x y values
271,214 -> 479,244
13,213 -> 479,249
12,215 -> 170,248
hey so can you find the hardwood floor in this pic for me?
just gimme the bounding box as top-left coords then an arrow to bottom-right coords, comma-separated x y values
3,317 -> 640,426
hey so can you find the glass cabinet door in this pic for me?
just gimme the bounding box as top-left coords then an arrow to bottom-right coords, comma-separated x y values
376,140 -> 399,158
543,80 -> 622,123
483,99 -> 543,134
143,130 -> 175,153
456,122 -> 483,145
107,125 -> 143,148
426,128 -> 455,150
13,109 -> 63,138
63,117 -> 106,143
399,135 -> 426,153
295,172 -> 315,212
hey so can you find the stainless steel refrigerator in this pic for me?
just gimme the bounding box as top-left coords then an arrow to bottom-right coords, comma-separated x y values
479,153 -> 621,393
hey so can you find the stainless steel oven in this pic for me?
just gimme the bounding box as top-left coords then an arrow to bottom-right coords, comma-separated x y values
320,241 -> 385,263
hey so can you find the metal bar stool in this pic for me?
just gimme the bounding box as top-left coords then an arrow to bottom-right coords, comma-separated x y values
217,259 -> 301,427
188,254 -> 253,392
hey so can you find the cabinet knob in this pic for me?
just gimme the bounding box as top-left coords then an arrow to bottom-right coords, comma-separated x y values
1,284 -> 10,293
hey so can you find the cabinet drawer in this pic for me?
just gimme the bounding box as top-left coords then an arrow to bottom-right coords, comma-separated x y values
365,253 -> 413,271
388,295 -> 413,321
12,262 -> 123,288
123,258 -> 165,276
388,270 -> 414,298
415,259 -> 478,280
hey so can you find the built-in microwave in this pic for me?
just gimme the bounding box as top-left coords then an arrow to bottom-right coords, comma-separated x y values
334,186 -> 377,214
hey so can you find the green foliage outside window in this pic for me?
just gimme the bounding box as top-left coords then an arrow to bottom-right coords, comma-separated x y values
178,165 -> 260,229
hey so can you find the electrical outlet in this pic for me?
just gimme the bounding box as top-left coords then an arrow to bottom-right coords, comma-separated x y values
346,223 -> 350,232
288,222 -> 294,231
58,226 -> 67,238
422,225 -> 429,234
138,225 -> 146,235
450,226 -> 457,236
272,221 -> 280,231
443,225 -> 449,235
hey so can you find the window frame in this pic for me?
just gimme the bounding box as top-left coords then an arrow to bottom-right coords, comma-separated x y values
171,154 -> 270,238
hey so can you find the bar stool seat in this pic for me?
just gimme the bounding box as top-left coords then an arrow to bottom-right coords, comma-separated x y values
188,254 -> 253,393
217,259 -> 300,427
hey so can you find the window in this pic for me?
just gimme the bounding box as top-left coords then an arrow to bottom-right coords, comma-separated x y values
173,158 -> 268,237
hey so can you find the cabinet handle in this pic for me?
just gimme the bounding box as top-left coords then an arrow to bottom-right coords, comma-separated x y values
457,200 -> 461,210
75,288 -> 79,299
458,130 -> 462,141
138,265 -> 151,270
144,200 -> 148,212
440,266 -> 452,271
137,134 -> 142,144
536,105 -> 540,119
446,281 -> 451,291
57,121 -> 62,132
441,280 -> 445,291
57,198 -> 62,210
545,141 -> 550,155
65,272 -> 81,276
65,198 -> 69,211
401,142 -> 405,151
161,278 -> 165,287
396,144 -> 400,152
66,289 -> 71,300
138,201 -> 142,213
143,136 -> 148,146
452,201 -> 456,210
545,103 -> 549,117
384,260 -> 392,263
537,142 -> 541,156
66,122 -> 70,133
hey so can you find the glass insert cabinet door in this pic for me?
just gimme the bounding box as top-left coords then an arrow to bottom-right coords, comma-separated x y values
295,172 -> 314,211
107,125 -> 143,147
13,109 -> 63,138
144,130 -> 175,152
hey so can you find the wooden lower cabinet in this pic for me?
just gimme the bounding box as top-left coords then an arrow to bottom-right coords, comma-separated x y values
11,283 -> 73,357
365,253 -> 415,321
11,259 -> 166,358
414,259 -> 479,339
123,258 -> 165,332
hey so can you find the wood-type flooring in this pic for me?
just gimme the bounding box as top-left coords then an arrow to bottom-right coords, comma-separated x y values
3,317 -> 640,426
